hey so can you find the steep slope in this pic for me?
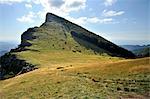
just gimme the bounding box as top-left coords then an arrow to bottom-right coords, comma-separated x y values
0,13 -> 135,79
20,13 -> 135,58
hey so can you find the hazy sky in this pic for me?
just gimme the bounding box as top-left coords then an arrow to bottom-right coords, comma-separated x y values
0,0 -> 149,45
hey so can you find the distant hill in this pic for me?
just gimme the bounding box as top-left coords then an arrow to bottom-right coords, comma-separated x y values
0,42 -> 18,56
133,47 -> 150,57
120,45 -> 150,51
0,50 -> 8,56
0,13 -> 135,79
121,45 -> 150,57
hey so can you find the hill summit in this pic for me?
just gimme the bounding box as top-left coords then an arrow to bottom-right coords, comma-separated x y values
0,13 -> 135,79
20,13 -> 135,57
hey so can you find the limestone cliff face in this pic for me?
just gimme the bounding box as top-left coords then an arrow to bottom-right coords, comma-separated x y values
0,13 -> 136,79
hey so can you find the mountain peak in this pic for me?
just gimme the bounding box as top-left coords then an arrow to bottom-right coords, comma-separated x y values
25,12 -> 135,59
45,13 -> 63,23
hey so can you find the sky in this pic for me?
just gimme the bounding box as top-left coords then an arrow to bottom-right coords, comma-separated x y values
0,0 -> 149,45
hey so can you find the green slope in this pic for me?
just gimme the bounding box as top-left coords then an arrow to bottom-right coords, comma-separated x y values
0,57 -> 149,99
0,13 -> 135,79
20,13 -> 135,57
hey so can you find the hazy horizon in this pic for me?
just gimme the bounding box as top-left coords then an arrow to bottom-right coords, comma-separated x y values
0,39 -> 149,46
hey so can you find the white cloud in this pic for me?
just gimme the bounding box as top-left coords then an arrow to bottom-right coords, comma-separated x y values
66,16 -> 114,25
102,10 -> 124,17
37,0 -> 86,17
25,3 -> 32,8
3,0 -> 118,25
104,0 -> 117,6
17,12 -> 35,23
0,0 -> 39,5
31,0 -> 40,4
66,16 -> 87,25
1,0 -> 87,22
62,0 -> 86,12
0,0 -> 24,4
88,17 -> 113,24
98,18 -> 113,23
31,0 -> 115,25
30,0 -> 87,24
88,17 -> 100,23
15,0 -> 87,23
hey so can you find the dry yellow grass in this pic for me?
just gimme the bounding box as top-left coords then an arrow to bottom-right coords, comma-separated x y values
0,52 -> 149,99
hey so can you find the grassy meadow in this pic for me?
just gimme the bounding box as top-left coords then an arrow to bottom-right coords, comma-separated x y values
0,50 -> 149,99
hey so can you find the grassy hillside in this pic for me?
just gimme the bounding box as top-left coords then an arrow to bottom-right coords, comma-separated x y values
20,13 -> 135,58
0,53 -> 149,98
0,13 -> 135,79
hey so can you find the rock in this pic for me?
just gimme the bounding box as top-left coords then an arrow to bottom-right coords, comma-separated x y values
92,78 -> 99,82
56,67 -> 64,69
17,65 -> 37,75
0,53 -> 36,79
20,27 -> 38,47
124,88 -> 130,92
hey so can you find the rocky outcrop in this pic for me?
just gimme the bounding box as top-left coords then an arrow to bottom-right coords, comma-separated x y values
0,27 -> 39,80
20,27 -> 38,47
0,53 -> 36,79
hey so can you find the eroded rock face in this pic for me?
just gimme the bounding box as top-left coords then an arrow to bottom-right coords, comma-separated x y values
20,27 -> 38,47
